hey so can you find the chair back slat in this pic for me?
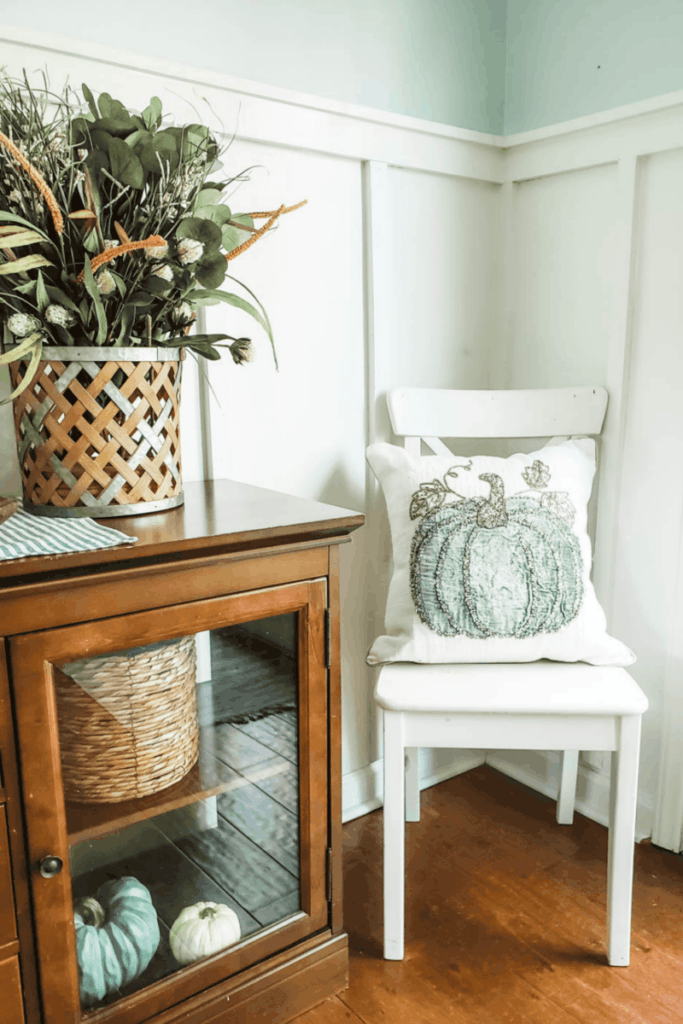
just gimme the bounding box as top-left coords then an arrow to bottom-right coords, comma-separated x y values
422,437 -> 455,457
387,387 -> 608,441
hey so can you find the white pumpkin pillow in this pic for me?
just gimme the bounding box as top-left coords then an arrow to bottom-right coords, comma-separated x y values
366,437 -> 635,667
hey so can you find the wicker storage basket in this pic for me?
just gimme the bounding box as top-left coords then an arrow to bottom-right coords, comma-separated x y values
9,346 -> 184,518
55,635 -> 198,804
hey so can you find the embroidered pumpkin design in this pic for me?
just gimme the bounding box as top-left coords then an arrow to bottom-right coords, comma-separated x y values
410,467 -> 584,639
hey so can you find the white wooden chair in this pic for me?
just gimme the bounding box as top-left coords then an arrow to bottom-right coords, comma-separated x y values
377,386 -> 648,964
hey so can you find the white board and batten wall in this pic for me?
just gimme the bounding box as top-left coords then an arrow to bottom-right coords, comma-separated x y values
1,28 -> 683,850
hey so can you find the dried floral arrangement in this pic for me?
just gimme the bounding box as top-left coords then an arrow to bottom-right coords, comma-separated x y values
0,72 -> 305,398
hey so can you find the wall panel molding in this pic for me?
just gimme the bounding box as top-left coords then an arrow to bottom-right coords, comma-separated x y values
2,28 -> 683,845
592,156 -> 640,618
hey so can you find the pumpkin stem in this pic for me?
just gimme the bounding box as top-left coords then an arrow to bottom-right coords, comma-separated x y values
74,896 -> 107,929
477,473 -> 508,528
198,905 -> 217,920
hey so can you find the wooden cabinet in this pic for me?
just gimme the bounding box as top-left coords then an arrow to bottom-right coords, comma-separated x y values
0,480 -> 363,1024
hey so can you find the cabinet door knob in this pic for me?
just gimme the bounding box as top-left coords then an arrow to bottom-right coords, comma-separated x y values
39,855 -> 63,878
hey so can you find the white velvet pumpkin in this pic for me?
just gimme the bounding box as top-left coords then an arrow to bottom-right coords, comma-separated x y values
170,902 -> 241,965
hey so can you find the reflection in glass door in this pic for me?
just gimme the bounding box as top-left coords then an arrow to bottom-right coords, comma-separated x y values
56,614 -> 300,1012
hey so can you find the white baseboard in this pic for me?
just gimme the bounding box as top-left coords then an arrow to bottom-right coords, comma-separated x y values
341,750 -> 485,823
343,748 -> 654,842
486,751 -> 654,842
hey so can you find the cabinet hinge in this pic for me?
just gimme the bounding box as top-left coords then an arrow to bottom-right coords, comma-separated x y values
326,846 -> 333,902
324,608 -> 332,669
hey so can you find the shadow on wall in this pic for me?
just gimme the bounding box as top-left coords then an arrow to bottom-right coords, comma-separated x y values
315,461 -> 365,514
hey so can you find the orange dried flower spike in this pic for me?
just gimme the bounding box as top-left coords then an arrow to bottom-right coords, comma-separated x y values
0,130 -> 64,234
226,200 -> 307,263
76,235 -> 167,284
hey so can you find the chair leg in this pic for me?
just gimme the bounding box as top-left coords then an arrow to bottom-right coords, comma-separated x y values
383,710 -> 406,960
405,747 -> 420,822
556,750 -> 579,825
607,715 -> 641,966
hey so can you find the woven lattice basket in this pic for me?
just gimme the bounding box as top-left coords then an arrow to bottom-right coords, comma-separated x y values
55,635 -> 198,804
9,346 -> 184,518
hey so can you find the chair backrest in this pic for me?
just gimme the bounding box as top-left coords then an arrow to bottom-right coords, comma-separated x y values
386,387 -> 608,456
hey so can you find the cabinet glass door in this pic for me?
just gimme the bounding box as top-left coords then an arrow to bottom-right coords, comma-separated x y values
11,582 -> 328,1023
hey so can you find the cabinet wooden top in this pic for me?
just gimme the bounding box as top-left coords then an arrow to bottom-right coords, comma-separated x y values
0,479 -> 364,586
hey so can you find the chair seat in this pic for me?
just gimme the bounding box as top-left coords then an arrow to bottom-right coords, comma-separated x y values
375,661 -> 648,717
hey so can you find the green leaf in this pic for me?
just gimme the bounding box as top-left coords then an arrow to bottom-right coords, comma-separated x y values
142,96 -> 163,130
82,257 -> 108,345
231,213 -> 255,231
142,276 -> 173,296
0,254 -> 54,275
226,273 -> 276,367
184,333 -> 234,345
82,231 -> 101,254
0,331 -> 43,366
195,254 -> 227,289
13,281 -> 36,296
127,292 -> 154,307
95,93 -> 133,131
140,133 -> 179,173
221,225 -> 244,253
175,338 -> 223,360
108,138 -> 145,190
179,124 -> 216,161
46,286 -> 83,320
194,188 -> 222,210
0,335 -> 43,405
35,271 -> 50,314
191,287 -> 275,365
109,272 -> 128,299
86,148 -> 110,182
0,212 -> 54,245
70,116 -> 93,144
53,324 -> 75,346
82,83 -> 99,119
123,129 -> 152,152
0,226 -> 46,249
96,116 -> 133,135
91,129 -> 113,151
97,91 -> 114,117
176,217 -> 222,250
115,306 -> 135,345
175,269 -> 194,296
197,204 -> 233,228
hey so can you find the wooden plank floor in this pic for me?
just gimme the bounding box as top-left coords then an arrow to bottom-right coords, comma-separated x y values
291,765 -> 683,1024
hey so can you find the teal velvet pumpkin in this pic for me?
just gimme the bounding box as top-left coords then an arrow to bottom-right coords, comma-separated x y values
410,474 -> 583,639
74,876 -> 160,1007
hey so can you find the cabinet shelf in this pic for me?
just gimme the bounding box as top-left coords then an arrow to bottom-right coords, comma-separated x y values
66,758 -> 225,845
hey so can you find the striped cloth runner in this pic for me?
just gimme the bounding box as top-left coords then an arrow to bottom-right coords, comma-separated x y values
0,510 -> 138,561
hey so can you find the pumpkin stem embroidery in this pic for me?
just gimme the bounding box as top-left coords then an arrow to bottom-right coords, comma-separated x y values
476,473 -> 508,529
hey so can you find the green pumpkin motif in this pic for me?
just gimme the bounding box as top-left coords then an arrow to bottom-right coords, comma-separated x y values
410,472 -> 583,638
74,876 -> 160,1007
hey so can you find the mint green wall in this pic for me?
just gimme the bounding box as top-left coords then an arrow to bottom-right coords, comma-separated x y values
8,2 -> 681,137
3,0 -> 507,133
505,0 -> 683,134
